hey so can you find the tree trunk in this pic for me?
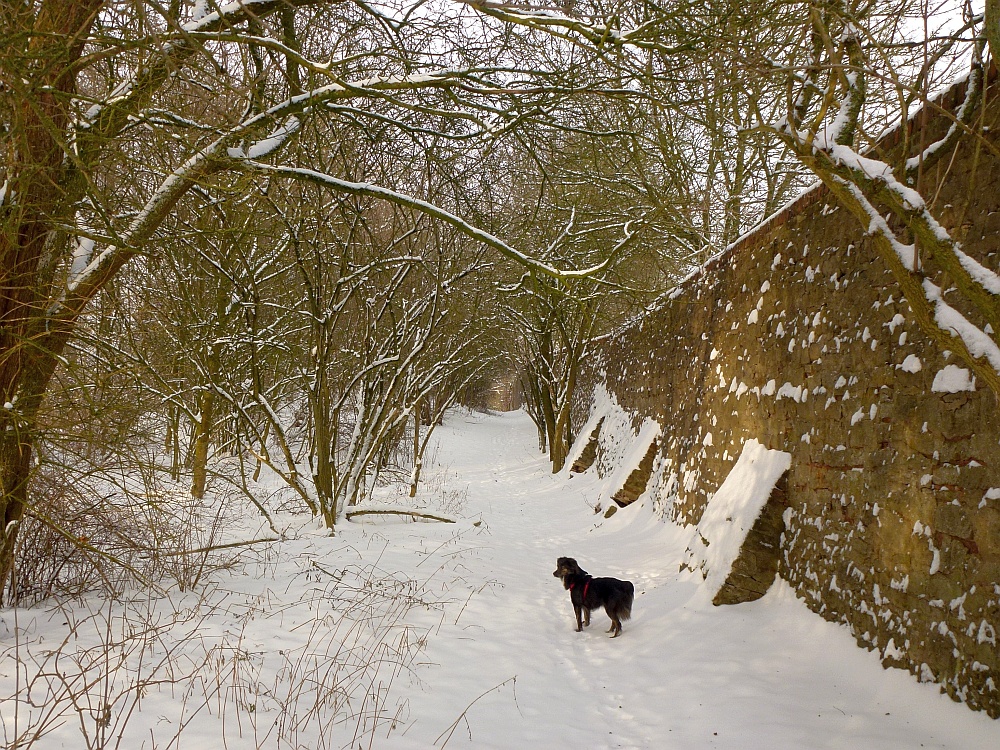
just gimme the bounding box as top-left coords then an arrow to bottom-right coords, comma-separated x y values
313,373 -> 335,526
0,429 -> 33,603
190,387 -> 215,499
166,402 -> 182,481
987,0 -> 1000,74
252,420 -> 269,482
409,398 -> 421,497
540,383 -> 561,471
550,432 -> 567,473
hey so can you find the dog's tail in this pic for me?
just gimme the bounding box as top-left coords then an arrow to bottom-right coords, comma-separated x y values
612,581 -> 635,622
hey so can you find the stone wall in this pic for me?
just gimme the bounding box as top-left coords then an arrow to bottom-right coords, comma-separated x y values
577,79 -> 1000,717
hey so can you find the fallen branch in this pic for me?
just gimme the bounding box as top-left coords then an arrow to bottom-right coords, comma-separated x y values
156,536 -> 280,557
345,508 -> 456,523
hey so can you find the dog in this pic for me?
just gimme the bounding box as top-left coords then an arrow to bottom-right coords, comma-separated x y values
553,557 -> 634,637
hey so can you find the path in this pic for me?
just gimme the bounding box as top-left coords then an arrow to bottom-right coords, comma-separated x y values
385,409 -> 1000,750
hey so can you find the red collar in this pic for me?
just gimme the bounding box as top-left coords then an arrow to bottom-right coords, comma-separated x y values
569,579 -> 590,599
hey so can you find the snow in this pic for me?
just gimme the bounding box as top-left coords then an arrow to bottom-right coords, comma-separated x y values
684,439 -> 791,596
824,144 -> 927,213
566,384 -> 663,509
69,235 -> 95,278
3,410 -> 999,749
563,385 -> 615,473
905,67 -> 982,174
181,0 -> 278,31
901,354 -> 923,373
923,280 -> 1000,375
954,247 -> 1000,295
226,117 -> 301,160
932,365 -> 976,393
776,382 -> 805,402
601,416 -> 661,495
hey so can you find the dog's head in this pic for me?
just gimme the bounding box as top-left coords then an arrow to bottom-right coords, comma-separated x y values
553,557 -> 581,579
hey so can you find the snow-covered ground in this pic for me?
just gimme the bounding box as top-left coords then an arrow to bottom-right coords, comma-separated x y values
3,409 -> 999,749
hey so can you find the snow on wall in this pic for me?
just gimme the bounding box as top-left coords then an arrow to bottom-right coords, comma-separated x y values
931,364 -> 976,393
567,383 -> 663,510
574,77 -> 1000,719
684,439 -> 791,595
603,418 -> 661,500
563,383 -> 615,473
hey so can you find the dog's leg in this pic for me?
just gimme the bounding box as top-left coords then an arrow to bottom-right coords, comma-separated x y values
573,604 -> 584,632
584,609 -> 591,627
606,606 -> 622,636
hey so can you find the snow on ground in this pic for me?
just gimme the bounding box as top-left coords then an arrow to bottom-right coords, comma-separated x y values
2,409 -> 999,749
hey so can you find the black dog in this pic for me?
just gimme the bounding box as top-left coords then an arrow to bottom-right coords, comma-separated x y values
553,557 -> 634,637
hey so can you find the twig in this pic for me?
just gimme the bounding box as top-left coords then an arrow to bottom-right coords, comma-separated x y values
155,536 -> 280,558
434,676 -> 517,748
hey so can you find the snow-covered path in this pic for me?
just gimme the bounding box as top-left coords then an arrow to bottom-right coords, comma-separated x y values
383,409 -> 999,750
3,409 -> 999,749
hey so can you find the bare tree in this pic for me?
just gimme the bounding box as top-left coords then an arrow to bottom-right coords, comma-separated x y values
500,114 -> 679,471
760,2 -> 1000,398
0,0 -> 640,597
478,0 -> 1000,403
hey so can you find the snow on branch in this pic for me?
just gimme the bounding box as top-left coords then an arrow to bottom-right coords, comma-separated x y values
822,27 -> 864,148
181,0 -> 300,31
904,58 -> 984,179
799,130 -> 1000,301
761,11 -> 1000,398
227,117 -> 301,160
78,0 -> 326,140
821,168 -> 1000,397
59,68 -> 486,310
235,160 -> 611,280
464,0 -> 689,54
955,247 -> 1000,295
923,280 -> 1000,373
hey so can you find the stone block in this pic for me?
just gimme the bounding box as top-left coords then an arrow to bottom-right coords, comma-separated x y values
973,509 -> 1000,555
934,503 -> 973,539
612,439 -> 660,507
570,417 -> 604,473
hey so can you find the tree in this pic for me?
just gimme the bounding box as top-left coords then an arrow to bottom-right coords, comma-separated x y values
0,0 -> 644,598
479,0 -> 1000,403
761,2 -> 1000,399
500,111 -> 682,471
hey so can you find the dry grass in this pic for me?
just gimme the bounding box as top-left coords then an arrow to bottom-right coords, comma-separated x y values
2,535 -> 443,749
